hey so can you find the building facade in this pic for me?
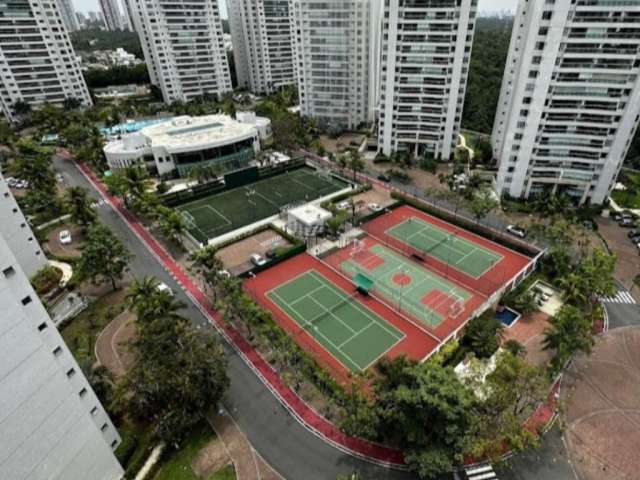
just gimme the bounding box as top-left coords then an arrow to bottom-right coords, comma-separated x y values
378,0 -> 477,160
229,0 -> 296,94
126,0 -> 232,104
57,0 -> 79,32
291,0 -> 381,130
0,178 -> 123,480
492,0 -> 640,205
0,0 -> 92,122
99,0 -> 122,31
104,114 -> 269,177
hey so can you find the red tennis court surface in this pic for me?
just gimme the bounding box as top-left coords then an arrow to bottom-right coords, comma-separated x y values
244,253 -> 440,384
363,205 -> 533,298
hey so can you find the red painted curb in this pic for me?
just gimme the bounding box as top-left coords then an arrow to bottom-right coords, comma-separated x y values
73,161 -> 407,468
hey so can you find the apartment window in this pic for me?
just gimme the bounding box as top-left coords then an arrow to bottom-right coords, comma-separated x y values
66,368 -> 76,378
111,440 -> 118,449
90,406 -> 98,416
53,346 -> 63,357
101,423 -> 108,432
21,295 -> 32,306
79,388 -> 87,398
37,322 -> 48,332
542,11 -> 552,20
2,266 -> 15,277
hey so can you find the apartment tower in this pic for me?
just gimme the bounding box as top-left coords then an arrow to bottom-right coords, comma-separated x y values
492,0 -> 640,205
99,0 -> 123,31
126,0 -> 232,103
0,174 -> 123,480
291,0 -> 382,130
57,0 -> 80,32
0,0 -> 92,122
228,0 -> 296,94
379,0 -> 477,160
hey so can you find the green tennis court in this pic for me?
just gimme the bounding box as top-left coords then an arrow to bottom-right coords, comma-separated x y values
177,168 -> 346,243
340,244 -> 472,328
267,270 -> 404,372
386,217 -> 503,278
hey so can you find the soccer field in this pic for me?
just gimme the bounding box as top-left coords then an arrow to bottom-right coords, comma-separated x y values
338,243 -> 472,328
176,169 -> 345,243
267,270 -> 404,372
386,217 -> 503,278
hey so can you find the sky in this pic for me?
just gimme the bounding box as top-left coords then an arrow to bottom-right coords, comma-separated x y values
72,0 -> 518,18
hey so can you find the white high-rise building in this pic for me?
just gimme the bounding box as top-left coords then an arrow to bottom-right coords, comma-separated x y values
126,0 -> 232,103
57,0 -> 79,32
291,0 -> 382,130
378,0 -> 477,160
228,0 -> 296,94
492,0 -> 640,205
99,0 -> 123,31
0,1 -> 92,122
0,174 -> 123,480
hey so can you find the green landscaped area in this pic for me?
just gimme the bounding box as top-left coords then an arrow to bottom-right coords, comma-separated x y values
267,270 -> 404,372
341,244 -> 472,328
177,168 -> 346,243
387,217 -> 503,278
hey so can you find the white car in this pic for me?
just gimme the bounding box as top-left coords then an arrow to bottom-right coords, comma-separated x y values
157,282 -> 174,296
506,225 -> 526,238
250,253 -> 267,266
58,230 -> 72,245
368,202 -> 382,212
337,200 -> 350,210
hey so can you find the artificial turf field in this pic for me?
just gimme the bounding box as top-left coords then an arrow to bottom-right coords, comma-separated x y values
338,243 -> 472,328
386,217 -> 503,278
267,270 -> 404,372
176,168 -> 345,243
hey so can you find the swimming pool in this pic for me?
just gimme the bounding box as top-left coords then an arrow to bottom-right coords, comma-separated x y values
100,117 -> 172,136
495,306 -> 521,327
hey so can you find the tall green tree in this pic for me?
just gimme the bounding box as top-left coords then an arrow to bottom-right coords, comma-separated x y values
190,246 -> 225,302
117,317 -> 229,446
64,186 -> 97,228
461,313 -> 504,359
543,305 -> 594,371
78,224 -> 133,290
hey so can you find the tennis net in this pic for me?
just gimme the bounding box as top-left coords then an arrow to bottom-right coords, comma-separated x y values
306,292 -> 358,327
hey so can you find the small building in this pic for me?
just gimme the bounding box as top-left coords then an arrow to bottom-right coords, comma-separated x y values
236,111 -> 272,141
103,114 -> 270,177
287,204 -> 332,238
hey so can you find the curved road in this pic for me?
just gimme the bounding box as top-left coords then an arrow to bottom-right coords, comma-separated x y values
53,155 -> 420,480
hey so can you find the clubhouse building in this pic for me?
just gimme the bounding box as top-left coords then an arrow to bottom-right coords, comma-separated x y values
104,114 -> 271,177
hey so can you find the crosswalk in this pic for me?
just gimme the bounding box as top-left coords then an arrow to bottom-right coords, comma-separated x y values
465,463 -> 498,480
601,290 -> 637,304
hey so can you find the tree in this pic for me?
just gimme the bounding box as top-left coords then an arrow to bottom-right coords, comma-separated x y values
78,224 -> 133,290
116,318 -> 229,446
190,246 -> 225,302
465,351 -> 546,461
157,206 -> 186,246
376,362 -> 474,478
13,100 -> 31,116
461,313 -> 504,359
64,186 -> 97,228
63,97 -> 82,111
470,190 -> 498,224
347,149 -> 365,183
474,137 -> 493,165
126,277 -> 185,327
543,305 -> 594,371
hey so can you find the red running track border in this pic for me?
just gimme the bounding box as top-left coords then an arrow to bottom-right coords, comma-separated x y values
71,161 -> 407,468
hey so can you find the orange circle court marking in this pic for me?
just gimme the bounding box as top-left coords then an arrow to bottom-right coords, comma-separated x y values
392,272 -> 412,287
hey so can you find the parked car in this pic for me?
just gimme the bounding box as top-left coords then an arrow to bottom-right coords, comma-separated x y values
250,253 -> 267,266
368,202 -> 382,212
627,229 -> 639,239
506,225 -> 526,238
337,200 -> 350,210
611,212 -> 623,221
156,282 -> 174,296
377,173 -> 391,182
619,218 -> 635,228
58,230 -> 72,245
630,233 -> 640,244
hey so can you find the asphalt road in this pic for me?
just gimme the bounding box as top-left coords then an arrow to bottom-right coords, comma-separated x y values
53,155 -> 421,480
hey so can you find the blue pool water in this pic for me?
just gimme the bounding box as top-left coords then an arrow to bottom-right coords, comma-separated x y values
495,307 -> 520,327
100,117 -> 172,136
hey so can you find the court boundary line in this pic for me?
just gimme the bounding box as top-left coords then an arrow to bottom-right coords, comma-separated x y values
386,217 -> 503,279
267,270 -> 404,372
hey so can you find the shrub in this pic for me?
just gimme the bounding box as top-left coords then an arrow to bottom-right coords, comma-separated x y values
31,265 -> 63,295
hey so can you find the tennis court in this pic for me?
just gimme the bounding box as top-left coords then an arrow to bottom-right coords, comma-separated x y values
267,270 -> 404,372
386,217 -> 503,278
337,242 -> 472,329
176,168 -> 346,243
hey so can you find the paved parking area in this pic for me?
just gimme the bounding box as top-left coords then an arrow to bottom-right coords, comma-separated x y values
216,229 -> 291,275
596,217 -> 639,301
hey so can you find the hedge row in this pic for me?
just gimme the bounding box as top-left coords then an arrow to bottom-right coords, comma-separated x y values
390,191 -> 541,258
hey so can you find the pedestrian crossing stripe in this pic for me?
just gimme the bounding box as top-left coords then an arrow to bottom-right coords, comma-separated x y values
601,291 -> 637,304
466,463 -> 497,480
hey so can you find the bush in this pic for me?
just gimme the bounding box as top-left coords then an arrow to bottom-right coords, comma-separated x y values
115,430 -> 139,468
31,265 -> 63,295
386,168 -> 411,183
419,157 -> 438,174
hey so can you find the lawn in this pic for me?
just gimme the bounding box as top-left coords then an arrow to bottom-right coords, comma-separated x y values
60,288 -> 126,364
153,424 -> 236,480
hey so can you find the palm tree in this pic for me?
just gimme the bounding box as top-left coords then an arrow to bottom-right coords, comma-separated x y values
190,246 -> 225,301
347,149 -> 365,183
127,276 -> 185,326
64,186 -> 97,229
158,208 -> 187,246
122,164 -> 151,200
126,276 -> 159,314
